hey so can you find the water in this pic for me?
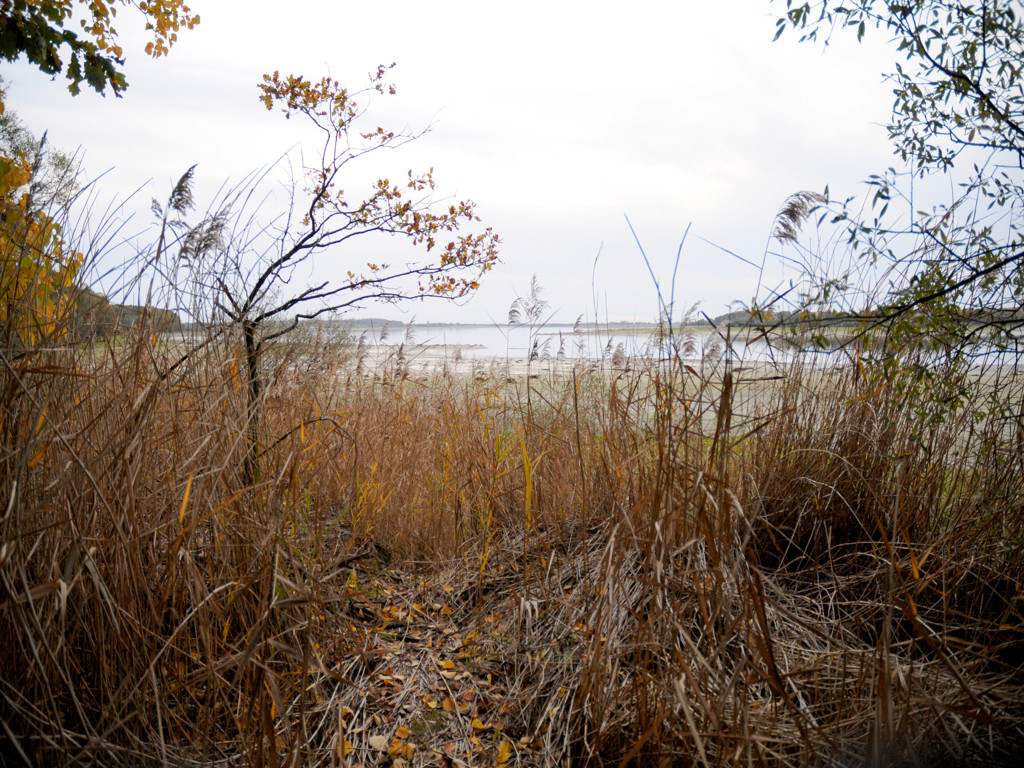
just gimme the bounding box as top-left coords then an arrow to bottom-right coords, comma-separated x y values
342,322 -> 840,365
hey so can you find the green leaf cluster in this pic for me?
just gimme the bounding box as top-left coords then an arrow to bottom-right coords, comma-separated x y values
772,0 -> 1024,399
0,1 -> 125,96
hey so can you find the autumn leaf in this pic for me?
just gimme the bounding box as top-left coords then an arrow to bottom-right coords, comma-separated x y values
497,740 -> 513,764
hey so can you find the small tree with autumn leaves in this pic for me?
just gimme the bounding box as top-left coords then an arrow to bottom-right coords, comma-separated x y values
164,65 -> 499,482
0,132 -> 83,355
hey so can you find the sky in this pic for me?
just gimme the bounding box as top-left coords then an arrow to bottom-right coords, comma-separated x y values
2,0 -> 904,325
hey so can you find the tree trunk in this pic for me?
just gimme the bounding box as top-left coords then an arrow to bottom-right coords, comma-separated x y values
242,321 -> 262,485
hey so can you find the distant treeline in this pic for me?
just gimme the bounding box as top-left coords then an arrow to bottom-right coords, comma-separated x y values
710,307 -> 1024,329
709,310 -> 858,328
70,287 -> 181,339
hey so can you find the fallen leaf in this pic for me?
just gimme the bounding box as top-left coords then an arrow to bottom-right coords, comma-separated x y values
471,717 -> 486,730
368,735 -> 388,751
497,740 -> 513,764
395,726 -> 410,739
442,697 -> 456,713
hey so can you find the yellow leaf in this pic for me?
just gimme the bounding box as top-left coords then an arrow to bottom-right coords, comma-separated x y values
440,659 -> 455,670
442,697 -> 456,712
471,717 -> 486,730
395,726 -> 409,739
497,740 -> 513,764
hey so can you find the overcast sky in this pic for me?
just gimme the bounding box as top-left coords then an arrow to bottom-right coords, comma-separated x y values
2,0 -> 902,324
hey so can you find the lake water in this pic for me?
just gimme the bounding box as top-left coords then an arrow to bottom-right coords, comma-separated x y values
343,322 -> 829,364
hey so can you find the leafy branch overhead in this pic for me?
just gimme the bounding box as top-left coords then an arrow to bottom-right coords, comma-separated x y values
776,0 -> 1024,173
0,0 -> 199,99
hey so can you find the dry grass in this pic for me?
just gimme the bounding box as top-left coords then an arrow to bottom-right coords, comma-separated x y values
1,313 -> 1023,768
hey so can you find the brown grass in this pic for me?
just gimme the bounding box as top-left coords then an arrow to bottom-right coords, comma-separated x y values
1,315 -> 1023,767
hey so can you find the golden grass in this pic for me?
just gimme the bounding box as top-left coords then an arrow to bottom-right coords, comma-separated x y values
1,321 -> 1023,767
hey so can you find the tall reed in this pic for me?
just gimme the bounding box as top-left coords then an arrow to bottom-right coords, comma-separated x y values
2,274 -> 1022,766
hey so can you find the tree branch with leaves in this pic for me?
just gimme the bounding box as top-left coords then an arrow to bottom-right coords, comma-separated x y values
0,0 -> 199,100
165,65 -> 499,483
772,0 -> 1024,376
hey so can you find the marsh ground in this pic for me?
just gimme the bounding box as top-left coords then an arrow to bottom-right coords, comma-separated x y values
2,330 -> 1023,767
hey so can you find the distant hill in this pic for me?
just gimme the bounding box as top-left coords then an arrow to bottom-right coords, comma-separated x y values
70,287 -> 181,339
